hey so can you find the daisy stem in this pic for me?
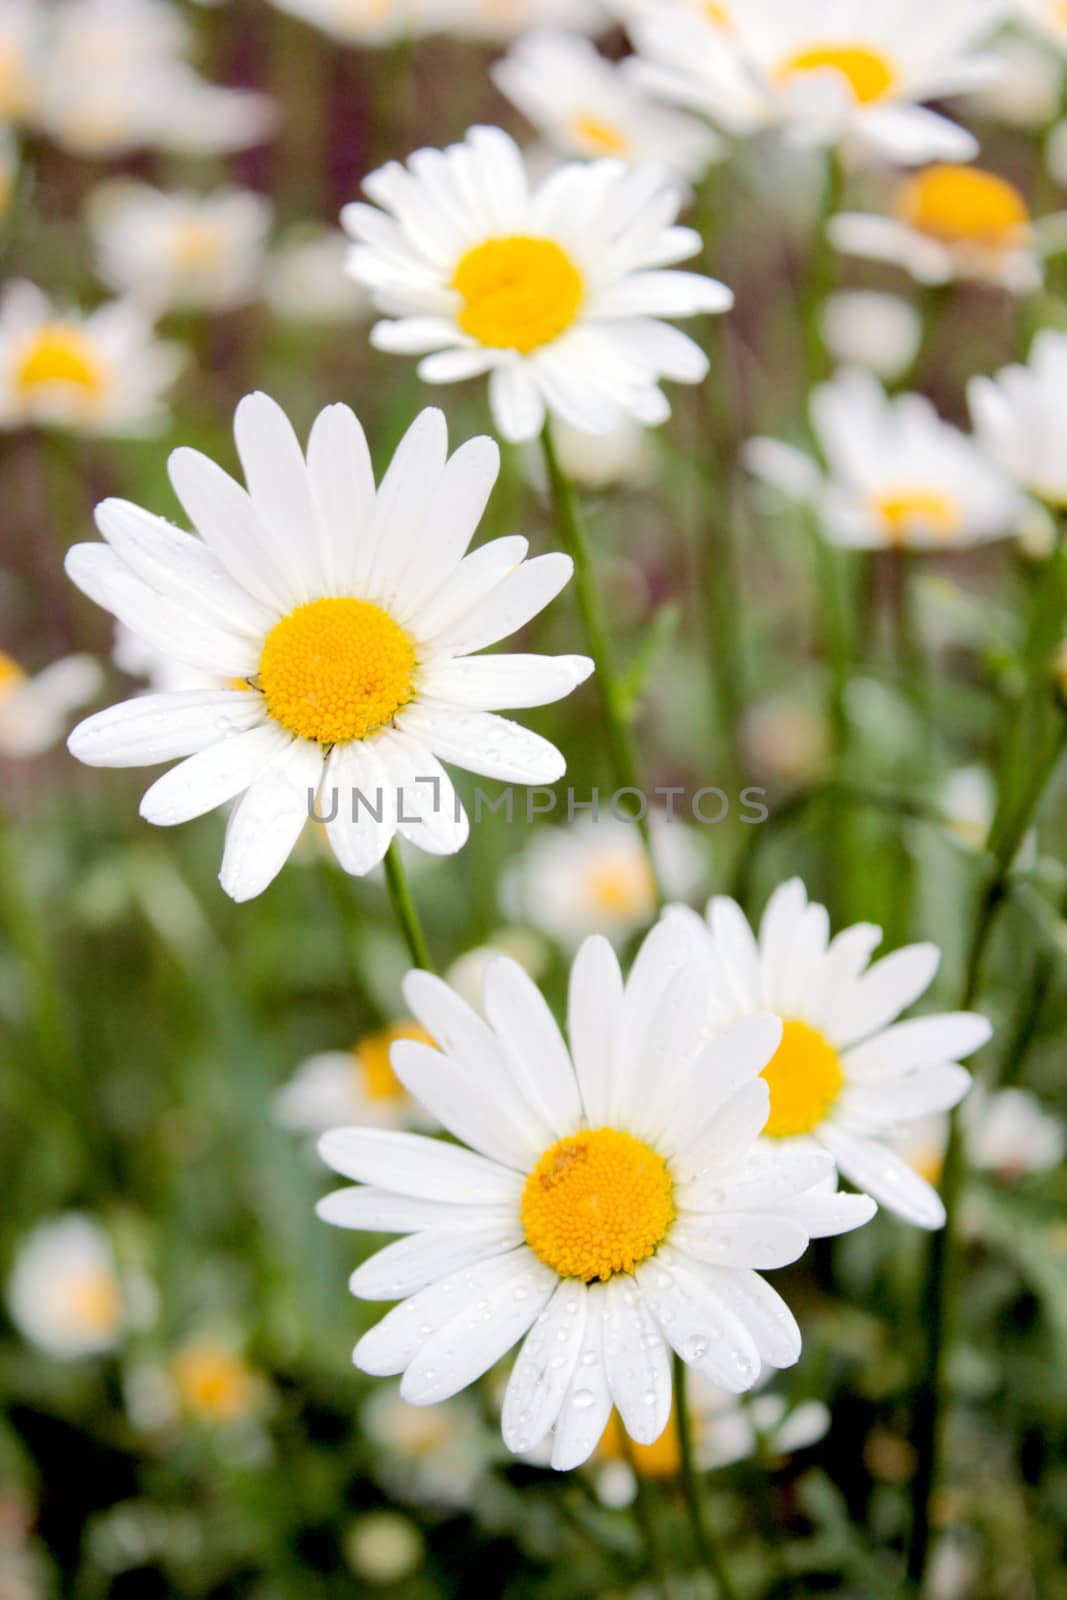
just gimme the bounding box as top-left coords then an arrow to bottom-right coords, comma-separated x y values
540,421 -> 661,899
382,842 -> 434,973
673,1355 -> 741,1600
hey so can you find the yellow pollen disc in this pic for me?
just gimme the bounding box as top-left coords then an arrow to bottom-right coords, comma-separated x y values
174,1344 -> 257,1421
521,1127 -> 675,1284
258,596 -> 415,746
172,219 -> 224,271
701,1 -> 730,25
15,324 -> 104,397
63,1270 -> 120,1338
872,487 -> 961,542
761,1020 -> 844,1139
353,1020 -> 432,1102
600,1403 -> 681,1477
0,650 -> 26,698
895,165 -> 1030,247
585,854 -> 656,920
567,114 -> 632,157
776,42 -> 897,105
452,235 -> 584,354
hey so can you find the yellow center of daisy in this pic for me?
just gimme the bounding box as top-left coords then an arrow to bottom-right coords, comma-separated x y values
776,43 -> 897,105
173,1344 -> 257,1421
761,1020 -> 844,1138
452,236 -> 585,354
585,854 -> 656,920
172,219 -> 225,271
353,1020 -> 432,1102
701,2 -> 730,26
895,165 -> 1030,248
63,1269 -> 120,1338
600,1403 -> 681,1476
521,1128 -> 675,1283
15,324 -> 104,398
567,114 -> 632,157
872,487 -> 961,541
258,597 -> 415,746
0,650 -> 26,698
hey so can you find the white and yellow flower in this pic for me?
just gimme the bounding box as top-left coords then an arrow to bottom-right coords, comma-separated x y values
969,31 -> 1063,129
491,30 -> 722,179
275,1020 -> 435,1136
264,226 -> 371,326
88,182 -> 272,314
318,924 -> 873,1468
830,165 -> 1047,293
343,125 -> 732,443
629,0 -> 1002,164
172,1338 -> 266,1423
969,331 -> 1067,508
0,650 -> 101,757
66,395 -> 592,902
0,281 -> 185,435
666,879 -> 991,1228
527,415 -> 657,493
7,1215 -> 124,1360
745,367 -> 1024,551
362,1385 -> 491,1509
963,1086 -> 1065,1181
819,290 -> 922,383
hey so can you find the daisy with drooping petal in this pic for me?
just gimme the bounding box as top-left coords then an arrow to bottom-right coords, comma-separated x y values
629,0 -> 1003,165
491,30 -> 722,180
88,182 -> 272,314
969,331 -> 1067,508
0,281 -> 185,435
0,650 -> 101,757
745,367 -> 1024,551
665,879 -> 992,1228
7,1215 -> 125,1360
275,1020 -> 435,1136
830,165 -> 1050,293
317,923 -> 874,1469
65,395 -> 592,902
342,125 -> 733,444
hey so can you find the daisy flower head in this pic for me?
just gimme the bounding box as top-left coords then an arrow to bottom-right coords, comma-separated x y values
491,30 -> 723,181
0,281 -> 186,435
969,331 -> 1067,508
745,367 -> 1025,552
961,1085 -> 1065,1182
628,0 -> 1005,165
65,395 -> 593,903
274,1020 -> 436,1137
317,923 -> 874,1469
342,125 -> 733,444
819,290 -> 922,383
0,650 -> 101,757
969,32 -> 1063,129
7,1214 -> 124,1360
665,879 -> 992,1228
830,165 -> 1044,293
88,182 -> 272,315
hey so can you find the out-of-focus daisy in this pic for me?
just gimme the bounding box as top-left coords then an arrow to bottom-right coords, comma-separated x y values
940,765 -> 998,853
275,1020 -> 435,1136
830,165 -> 1049,293
263,0 -> 431,47
969,32 -> 1063,129
7,1215 -> 124,1360
264,226 -> 371,326
745,367 -> 1024,551
491,30 -> 722,180
0,650 -> 101,757
742,694 -> 830,786
964,1086 -> 1065,1180
666,879 -> 991,1228
362,1385 -> 491,1509
343,124 -> 732,443
1016,0 -> 1067,54
172,1339 -> 266,1423
629,0 -> 1001,164
66,396 -> 592,902
528,415 -> 657,493
501,813 -> 704,949
442,929 -> 549,1013
345,1513 -> 424,1587
819,290 -> 922,383
0,282 -> 185,435
0,0 -> 38,124
969,331 -> 1067,508
88,182 -> 272,314
317,925 -> 874,1469
440,0 -> 606,42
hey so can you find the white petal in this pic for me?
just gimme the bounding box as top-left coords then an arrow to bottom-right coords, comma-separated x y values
397,434 -> 500,618
139,722 -> 289,825
673,1079 -> 770,1182
657,1014 -> 781,1160
841,1064 -> 972,1130
218,738 -> 322,901
233,391 -> 317,601
818,1124 -> 946,1229
842,1014 -> 992,1080
390,1040 -> 541,1170
316,1187 -> 505,1234
397,703 -> 566,785
670,1213 -> 810,1270
306,403 -> 377,594
826,944 -> 941,1049
567,936 -> 624,1128
349,1220 -> 523,1300
551,1284 -> 614,1470
423,552 -> 575,657
322,741 -> 398,877
602,1276 -> 673,1447
365,408 -> 449,609
318,1128 -> 522,1204
698,1267 -> 801,1370
420,653 -> 593,711
482,957 -> 583,1139
379,730 -> 470,857
636,1248 -> 761,1392
490,363 -> 546,444
167,446 -> 291,612
69,691 -> 264,767
502,1279 -> 588,1455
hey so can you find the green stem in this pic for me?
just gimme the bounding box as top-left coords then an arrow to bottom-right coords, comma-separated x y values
540,421 -> 661,897
617,1430 -> 671,1598
673,1356 -> 741,1600
382,843 -> 434,972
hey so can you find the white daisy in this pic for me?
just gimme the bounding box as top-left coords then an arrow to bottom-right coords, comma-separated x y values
0,649 -> 101,757
0,281 -> 185,435
525,414 -> 657,493
264,225 -> 371,326
65,395 -> 592,903
342,124 -> 733,444
362,1384 -> 492,1510
665,878 -> 992,1228
744,367 -> 1024,551
491,30 -> 722,181
275,1019 -> 436,1136
969,31 -> 1063,128
962,1086 -> 1065,1180
830,164 -> 1047,293
317,924 -> 874,1469
88,182 -> 272,314
7,1214 -> 124,1360
969,331 -> 1067,507
819,290 -> 922,383
628,0 -> 1003,165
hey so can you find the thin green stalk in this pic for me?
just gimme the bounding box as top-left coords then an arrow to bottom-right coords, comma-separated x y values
540,421 -> 661,898
673,1356 -> 741,1600
0,802 -> 77,1100
382,842 -> 434,972
617,1429 -> 671,1599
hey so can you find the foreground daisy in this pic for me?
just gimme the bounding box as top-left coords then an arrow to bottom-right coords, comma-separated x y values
0,650 -> 101,757
830,165 -> 1047,293
7,1215 -> 125,1360
317,925 -> 874,1468
745,367 -> 1024,551
342,125 -> 732,443
0,281 -> 185,435
275,1020 -> 435,1136
491,29 -> 722,180
666,879 -> 991,1228
968,331 -> 1067,508
66,395 -> 592,901
628,0 -> 1001,164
